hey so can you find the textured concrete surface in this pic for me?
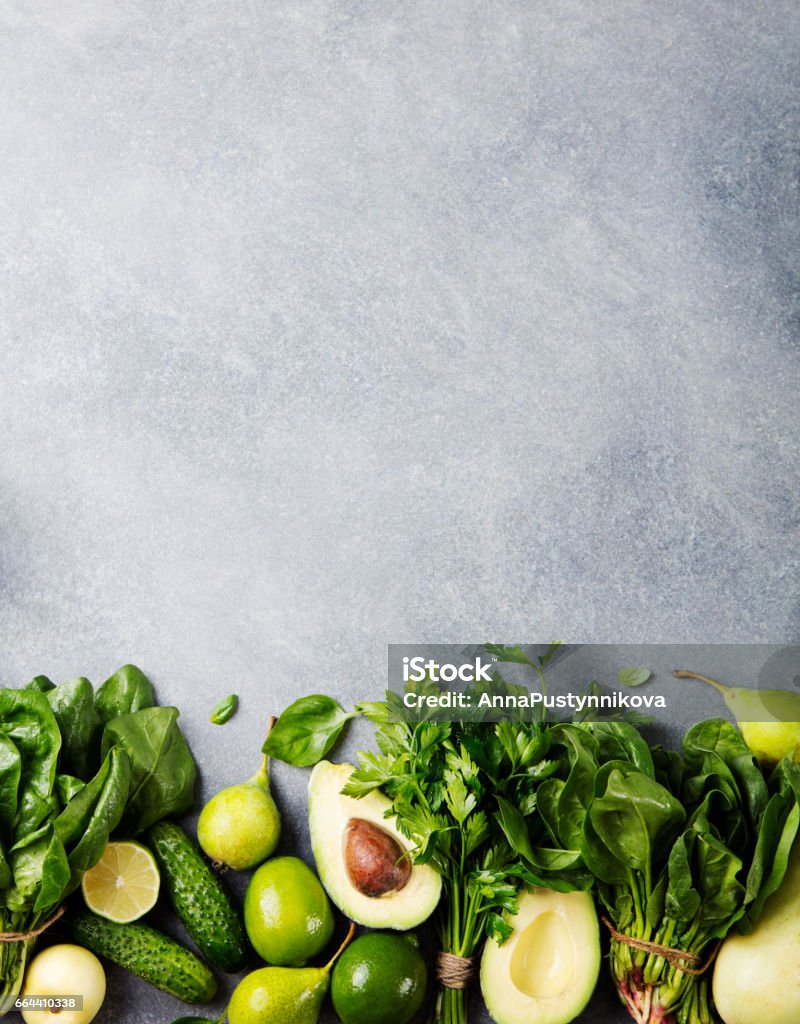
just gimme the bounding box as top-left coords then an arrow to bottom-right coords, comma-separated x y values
0,1 -> 799,1021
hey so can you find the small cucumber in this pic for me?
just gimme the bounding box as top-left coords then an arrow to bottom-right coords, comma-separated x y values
68,910 -> 217,1004
146,820 -> 249,972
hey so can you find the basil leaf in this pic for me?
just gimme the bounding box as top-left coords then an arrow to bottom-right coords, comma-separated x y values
618,667 -> 652,687
210,694 -> 238,725
263,695 -> 355,767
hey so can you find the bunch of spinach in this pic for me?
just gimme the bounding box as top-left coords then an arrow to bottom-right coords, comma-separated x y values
0,665 -> 197,1014
582,719 -> 800,1024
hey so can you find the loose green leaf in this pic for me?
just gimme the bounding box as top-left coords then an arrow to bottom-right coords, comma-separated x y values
210,694 -> 238,725
263,695 -> 355,767
618,667 -> 652,687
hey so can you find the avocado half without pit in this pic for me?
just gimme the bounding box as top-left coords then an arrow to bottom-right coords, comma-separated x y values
308,761 -> 442,929
480,887 -> 600,1024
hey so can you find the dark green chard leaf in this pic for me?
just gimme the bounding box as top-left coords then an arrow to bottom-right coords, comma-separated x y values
47,677 -> 103,780
102,706 -> 196,834
263,694 -> 355,767
210,693 -> 238,725
94,664 -> 155,722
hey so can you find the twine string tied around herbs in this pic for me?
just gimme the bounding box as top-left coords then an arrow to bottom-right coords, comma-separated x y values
436,951 -> 477,990
601,916 -> 721,976
0,904 -> 65,943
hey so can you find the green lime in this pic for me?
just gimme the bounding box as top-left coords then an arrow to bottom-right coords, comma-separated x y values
244,856 -> 334,966
331,932 -> 427,1024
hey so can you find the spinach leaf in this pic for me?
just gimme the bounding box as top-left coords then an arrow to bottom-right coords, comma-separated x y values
0,688 -> 61,839
542,724 -> 598,850
263,695 -> 355,767
55,747 -> 131,895
25,676 -> 55,694
94,664 -> 155,722
8,825 -> 69,914
583,721 -> 655,779
665,829 -> 701,924
32,830 -> 71,914
588,761 -> 685,875
684,719 -> 768,832
56,774 -> 85,805
210,693 -> 238,725
47,677 -> 103,780
101,707 -> 196,834
0,732 -> 22,834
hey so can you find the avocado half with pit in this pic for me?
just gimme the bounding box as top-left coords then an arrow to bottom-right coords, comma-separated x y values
480,887 -> 600,1024
308,760 -> 442,929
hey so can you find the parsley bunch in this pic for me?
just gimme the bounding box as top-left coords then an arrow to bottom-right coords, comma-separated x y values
343,682 -> 588,1024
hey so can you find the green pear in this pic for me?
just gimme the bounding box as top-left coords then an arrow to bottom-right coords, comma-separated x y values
198,720 -> 281,870
674,670 -> 800,766
228,923 -> 355,1024
713,841 -> 800,1024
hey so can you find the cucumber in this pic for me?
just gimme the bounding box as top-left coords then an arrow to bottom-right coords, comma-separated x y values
68,910 -> 217,1004
146,820 -> 249,972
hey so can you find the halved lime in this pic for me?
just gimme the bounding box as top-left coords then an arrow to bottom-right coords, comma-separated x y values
81,841 -> 160,923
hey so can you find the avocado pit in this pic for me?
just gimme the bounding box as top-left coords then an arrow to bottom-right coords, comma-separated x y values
343,817 -> 411,897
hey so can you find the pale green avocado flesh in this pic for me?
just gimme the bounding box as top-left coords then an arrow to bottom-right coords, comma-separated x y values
481,887 -> 600,1024
307,761 -> 441,930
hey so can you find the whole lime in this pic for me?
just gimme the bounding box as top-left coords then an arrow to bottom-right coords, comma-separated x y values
331,932 -> 427,1024
244,856 -> 334,966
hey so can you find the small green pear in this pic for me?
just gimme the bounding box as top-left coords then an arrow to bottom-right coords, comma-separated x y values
198,720 -> 281,870
713,840 -> 800,1024
228,922 -> 355,1024
674,670 -> 800,766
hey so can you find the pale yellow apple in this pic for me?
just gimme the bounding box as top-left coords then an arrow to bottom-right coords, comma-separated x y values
21,944 -> 105,1024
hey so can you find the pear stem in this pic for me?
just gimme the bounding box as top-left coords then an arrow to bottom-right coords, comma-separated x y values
324,921 -> 356,973
257,715 -> 279,785
673,669 -> 729,695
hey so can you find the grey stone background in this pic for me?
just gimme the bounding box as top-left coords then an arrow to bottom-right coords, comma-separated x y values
1,0 -> 799,1021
